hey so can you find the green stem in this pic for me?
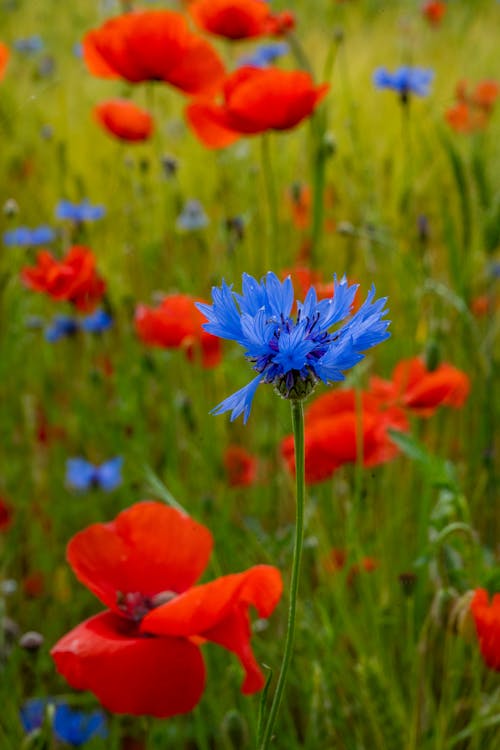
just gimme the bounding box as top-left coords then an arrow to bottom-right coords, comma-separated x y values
260,134 -> 279,269
259,399 -> 305,750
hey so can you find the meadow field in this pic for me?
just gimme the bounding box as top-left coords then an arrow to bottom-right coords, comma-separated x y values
0,0 -> 499,748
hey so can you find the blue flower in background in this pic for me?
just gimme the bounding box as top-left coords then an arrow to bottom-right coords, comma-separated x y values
197,272 -> 390,423
45,315 -> 79,342
373,66 -> 434,99
80,308 -> 113,333
176,199 -> 209,231
20,699 -> 107,747
13,35 -> 44,54
66,457 -> 123,492
237,43 -> 289,68
56,199 -> 106,223
3,225 -> 55,247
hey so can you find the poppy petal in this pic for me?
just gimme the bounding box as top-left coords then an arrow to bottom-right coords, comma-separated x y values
51,611 -> 206,717
186,101 -> 241,148
67,501 -> 213,613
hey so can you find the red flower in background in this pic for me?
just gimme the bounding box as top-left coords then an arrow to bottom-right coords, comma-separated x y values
446,79 -> 499,133
51,502 -> 282,717
422,1 -> 446,26
224,445 -> 257,487
21,247 -> 106,312
0,42 -> 9,81
83,11 -> 225,96
186,67 -> 329,148
471,588 -> 500,671
370,357 -> 470,417
265,11 -> 295,36
188,0 -> 271,40
323,548 -> 379,585
0,497 -> 12,532
94,100 -> 153,142
281,389 -> 408,484
135,294 -> 222,368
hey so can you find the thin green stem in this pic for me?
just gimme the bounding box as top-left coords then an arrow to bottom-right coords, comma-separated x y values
260,133 -> 279,269
259,399 -> 305,750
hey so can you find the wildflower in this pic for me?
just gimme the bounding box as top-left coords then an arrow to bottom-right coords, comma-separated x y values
186,67 -> 329,149
323,548 -> 379,586
56,199 -> 105,223
80,308 -> 113,334
51,501 -> 282,717
369,356 -> 470,417
83,11 -> 225,96
21,699 -> 107,747
45,315 -> 79,343
0,42 -> 9,80
446,79 -> 499,134
188,0 -> 272,40
23,571 -> 45,598
135,294 -> 221,368
470,589 -> 500,671
176,199 -> 209,231
66,457 -> 123,492
373,66 -> 434,101
280,266 -> 336,305
13,35 -> 43,54
0,497 -> 12,531
421,1 -> 446,26
19,631 -> 45,651
237,42 -> 289,68
224,445 -> 257,487
265,11 -> 295,36
197,273 -> 390,423
94,99 -> 154,142
281,389 -> 407,483
21,246 -> 106,312
3,225 -> 55,247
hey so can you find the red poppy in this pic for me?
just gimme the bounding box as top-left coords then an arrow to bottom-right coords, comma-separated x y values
0,42 -> 9,81
265,10 -> 296,36
471,80 -> 499,113
447,79 -> 499,133
281,389 -> 408,484
21,247 -> 106,312
51,502 -> 282,717
135,294 -> 222,368
323,548 -> 379,585
224,445 -> 257,487
83,11 -> 225,96
445,102 -> 485,134
23,571 -> 45,598
94,100 -> 153,142
370,357 -> 470,417
188,0 -> 271,40
186,67 -> 329,148
0,497 -> 12,532
470,588 -> 500,671
421,1 -> 446,26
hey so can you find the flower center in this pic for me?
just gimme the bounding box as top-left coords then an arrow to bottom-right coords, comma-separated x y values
116,590 -> 178,622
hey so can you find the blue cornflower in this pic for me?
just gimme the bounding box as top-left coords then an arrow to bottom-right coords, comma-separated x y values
80,308 -> 113,333
197,272 -> 390,423
45,315 -> 79,342
20,699 -> 107,747
56,199 -> 106,223
66,457 -> 123,492
3,225 -> 55,247
176,199 -> 209,231
13,35 -> 44,54
237,43 -> 289,68
373,66 -> 434,100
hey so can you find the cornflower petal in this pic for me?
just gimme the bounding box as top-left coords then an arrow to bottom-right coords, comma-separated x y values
211,374 -> 263,424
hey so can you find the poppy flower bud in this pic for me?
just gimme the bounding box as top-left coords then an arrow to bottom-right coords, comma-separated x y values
19,631 -> 45,652
221,709 -> 249,748
398,572 -> 417,597
424,338 -> 440,372
3,198 -> 19,217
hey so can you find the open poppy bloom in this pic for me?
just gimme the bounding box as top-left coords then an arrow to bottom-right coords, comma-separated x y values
421,1 -> 446,26
446,79 -> 499,133
281,389 -> 408,484
135,294 -> 222,368
188,0 -> 272,40
51,502 -> 282,717
83,10 -> 225,96
186,66 -> 329,148
0,42 -> 9,81
21,247 -> 106,312
223,445 -> 257,487
370,357 -> 470,417
470,588 -> 500,671
94,100 -> 153,142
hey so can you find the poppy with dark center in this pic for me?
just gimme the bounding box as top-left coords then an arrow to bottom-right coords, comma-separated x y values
94,100 -> 154,142
51,502 -> 282,717
0,42 -> 9,81
83,11 -> 225,96
135,294 -> 222,368
422,1 -> 446,26
470,589 -> 500,671
21,247 -> 106,312
188,0 -> 272,40
186,66 -> 329,148
281,388 -> 408,484
369,356 -> 470,417
223,445 -> 257,487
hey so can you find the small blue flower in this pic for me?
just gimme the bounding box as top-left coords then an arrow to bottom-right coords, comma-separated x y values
80,308 -> 113,333
373,66 -> 434,98
56,199 -> 106,223
3,225 -> 55,247
66,457 -> 123,492
197,272 -> 390,423
237,43 -> 289,68
45,315 -> 79,343
20,699 -> 107,747
176,200 -> 209,231
13,35 -> 44,54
